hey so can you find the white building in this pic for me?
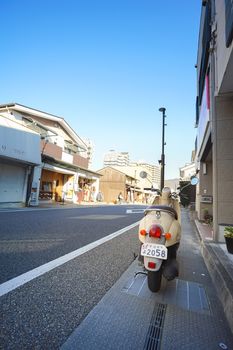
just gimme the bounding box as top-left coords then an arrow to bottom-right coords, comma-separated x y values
130,161 -> 160,186
179,162 -> 196,181
0,112 -> 41,207
104,150 -> 129,166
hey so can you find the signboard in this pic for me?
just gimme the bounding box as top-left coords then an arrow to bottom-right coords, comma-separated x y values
0,125 -> 41,164
30,182 -> 38,206
197,75 -> 210,155
62,151 -> 73,164
200,195 -> 213,204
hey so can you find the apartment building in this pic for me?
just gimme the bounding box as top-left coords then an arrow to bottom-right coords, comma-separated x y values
103,150 -> 129,166
195,0 -> 233,241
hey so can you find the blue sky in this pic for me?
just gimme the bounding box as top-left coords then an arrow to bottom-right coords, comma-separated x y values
1,0 -> 201,179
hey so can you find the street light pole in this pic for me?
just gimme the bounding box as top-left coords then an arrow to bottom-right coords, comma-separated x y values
159,107 -> 166,191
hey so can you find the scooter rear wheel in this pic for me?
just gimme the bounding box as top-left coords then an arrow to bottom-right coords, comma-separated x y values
148,269 -> 162,292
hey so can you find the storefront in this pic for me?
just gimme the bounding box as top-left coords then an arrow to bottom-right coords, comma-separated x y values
39,164 -> 76,202
40,160 -> 100,204
74,171 -> 100,204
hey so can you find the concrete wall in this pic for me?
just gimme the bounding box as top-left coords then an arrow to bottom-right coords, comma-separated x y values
199,161 -> 213,220
215,96 -> 233,227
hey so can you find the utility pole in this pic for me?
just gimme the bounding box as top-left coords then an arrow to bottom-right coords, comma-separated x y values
159,107 -> 166,191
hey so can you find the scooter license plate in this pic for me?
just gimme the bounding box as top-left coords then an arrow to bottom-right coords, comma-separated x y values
141,243 -> 168,260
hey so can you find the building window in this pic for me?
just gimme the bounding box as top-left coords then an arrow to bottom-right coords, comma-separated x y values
199,1 -> 211,100
225,0 -> 233,47
196,96 -> 199,126
42,181 -> 52,191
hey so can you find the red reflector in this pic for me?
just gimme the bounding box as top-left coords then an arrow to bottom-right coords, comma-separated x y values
148,262 -> 156,269
149,225 -> 162,238
165,233 -> 172,240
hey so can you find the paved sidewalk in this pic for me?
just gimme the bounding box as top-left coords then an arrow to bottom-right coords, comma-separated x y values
37,201 -> 107,209
193,214 -> 233,335
0,201 -> 109,211
0,201 -> 146,212
61,208 -> 233,350
37,201 -> 144,209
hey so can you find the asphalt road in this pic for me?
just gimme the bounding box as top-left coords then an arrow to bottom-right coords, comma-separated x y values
0,205 -> 145,349
0,205 -> 146,283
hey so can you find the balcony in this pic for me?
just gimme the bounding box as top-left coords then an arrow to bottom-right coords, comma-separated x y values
41,140 -> 62,159
41,140 -> 89,169
73,153 -> 89,168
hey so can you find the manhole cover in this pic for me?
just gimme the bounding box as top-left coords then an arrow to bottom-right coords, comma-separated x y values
122,273 -> 210,314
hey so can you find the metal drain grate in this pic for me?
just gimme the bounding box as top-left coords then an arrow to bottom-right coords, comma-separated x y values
144,303 -> 167,350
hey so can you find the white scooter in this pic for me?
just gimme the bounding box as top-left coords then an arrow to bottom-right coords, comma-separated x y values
138,177 -> 199,292
138,186 -> 181,292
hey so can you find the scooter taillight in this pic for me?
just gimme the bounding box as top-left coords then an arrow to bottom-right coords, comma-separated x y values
149,224 -> 162,238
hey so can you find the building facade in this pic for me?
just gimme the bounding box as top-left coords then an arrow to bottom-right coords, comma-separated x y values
195,0 -> 233,241
98,165 -> 159,204
0,112 -> 41,207
97,166 -> 137,203
179,162 -> 196,181
0,103 -> 100,206
130,161 -> 160,187
103,151 -> 160,188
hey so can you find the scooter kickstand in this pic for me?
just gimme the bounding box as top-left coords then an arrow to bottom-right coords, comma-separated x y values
134,271 -> 148,278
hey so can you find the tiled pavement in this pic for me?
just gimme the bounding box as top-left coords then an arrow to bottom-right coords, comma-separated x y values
61,208 -> 233,349
194,216 -> 233,335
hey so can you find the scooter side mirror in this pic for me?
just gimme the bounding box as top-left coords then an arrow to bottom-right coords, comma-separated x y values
190,177 -> 199,186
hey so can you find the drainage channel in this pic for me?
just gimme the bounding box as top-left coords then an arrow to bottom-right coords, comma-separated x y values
144,303 -> 167,350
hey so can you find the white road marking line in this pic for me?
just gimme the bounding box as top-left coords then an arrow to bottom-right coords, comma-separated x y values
137,275 -> 147,296
126,209 -> 145,214
0,221 -> 140,297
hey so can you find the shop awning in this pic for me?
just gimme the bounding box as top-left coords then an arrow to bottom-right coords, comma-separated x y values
42,155 -> 101,178
43,163 -> 76,175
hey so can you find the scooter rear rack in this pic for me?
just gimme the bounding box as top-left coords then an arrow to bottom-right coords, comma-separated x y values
144,205 -> 178,220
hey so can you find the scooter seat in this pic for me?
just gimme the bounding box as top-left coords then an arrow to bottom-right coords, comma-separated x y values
145,205 -> 178,220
